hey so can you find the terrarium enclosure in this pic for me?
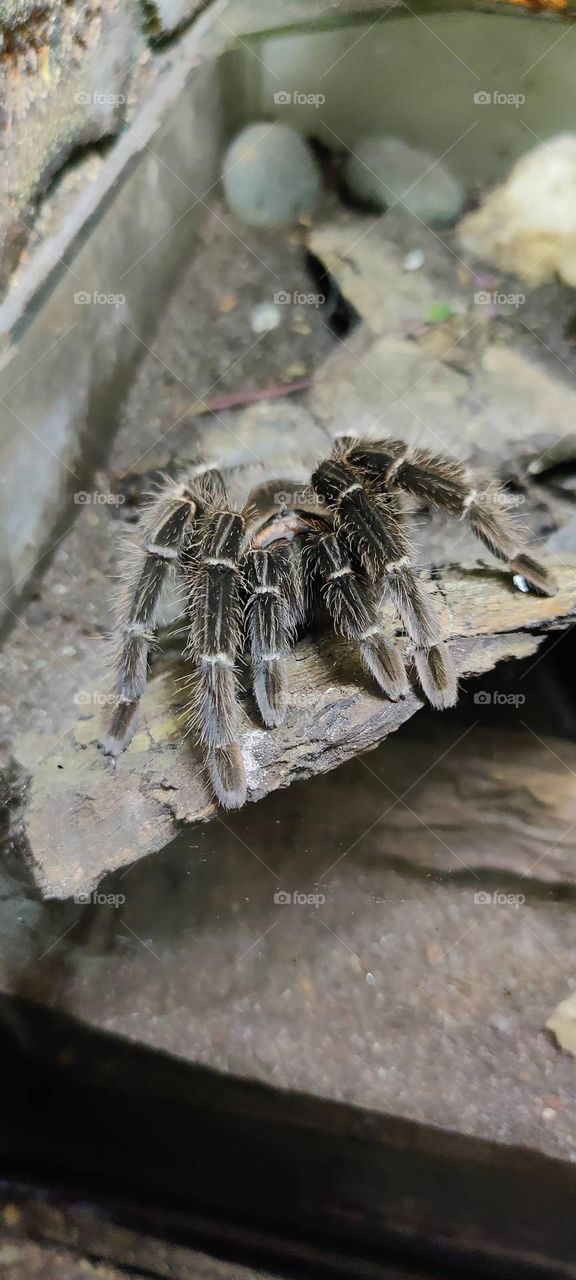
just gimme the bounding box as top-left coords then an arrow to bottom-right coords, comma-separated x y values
2,1 -> 576,1273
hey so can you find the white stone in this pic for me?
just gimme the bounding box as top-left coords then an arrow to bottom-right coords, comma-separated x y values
403,248 -> 425,271
250,303 -> 282,333
345,136 -> 465,225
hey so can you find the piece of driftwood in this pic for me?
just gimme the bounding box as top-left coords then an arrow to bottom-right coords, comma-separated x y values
10,561 -> 576,899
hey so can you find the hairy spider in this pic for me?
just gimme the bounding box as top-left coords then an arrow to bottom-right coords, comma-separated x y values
105,437 -> 556,809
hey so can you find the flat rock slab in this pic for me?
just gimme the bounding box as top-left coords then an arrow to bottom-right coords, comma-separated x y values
16,562 -> 576,899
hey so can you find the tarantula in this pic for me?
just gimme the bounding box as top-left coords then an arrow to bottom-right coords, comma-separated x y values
105,436 -> 556,808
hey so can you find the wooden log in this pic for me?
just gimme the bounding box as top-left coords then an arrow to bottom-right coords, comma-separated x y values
9,559 -> 576,899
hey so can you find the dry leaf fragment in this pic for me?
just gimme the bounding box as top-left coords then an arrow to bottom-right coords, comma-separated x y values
217,294 -> 239,314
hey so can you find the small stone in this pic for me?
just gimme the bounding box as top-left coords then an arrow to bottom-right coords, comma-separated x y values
217,293 -> 239,314
222,123 -> 322,228
345,136 -> 465,224
250,303 -> 282,334
403,248 -> 425,271
542,1107 -> 557,1122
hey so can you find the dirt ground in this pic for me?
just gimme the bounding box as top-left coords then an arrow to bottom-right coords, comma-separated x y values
1,198 -> 576,1172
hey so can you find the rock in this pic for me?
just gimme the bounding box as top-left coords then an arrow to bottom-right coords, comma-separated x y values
222,123 -> 322,228
0,0 -> 142,296
546,992 -> 576,1057
458,134 -> 576,286
344,136 -> 465,225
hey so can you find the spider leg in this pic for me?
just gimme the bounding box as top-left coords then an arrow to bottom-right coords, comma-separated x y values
310,455 -> 456,706
412,641 -> 458,710
244,543 -> 300,727
346,439 -> 557,597
185,483 -> 246,809
306,529 -> 409,699
105,477 -> 200,754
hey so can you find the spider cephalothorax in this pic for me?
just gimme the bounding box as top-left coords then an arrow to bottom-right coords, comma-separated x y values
105,437 -> 556,808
